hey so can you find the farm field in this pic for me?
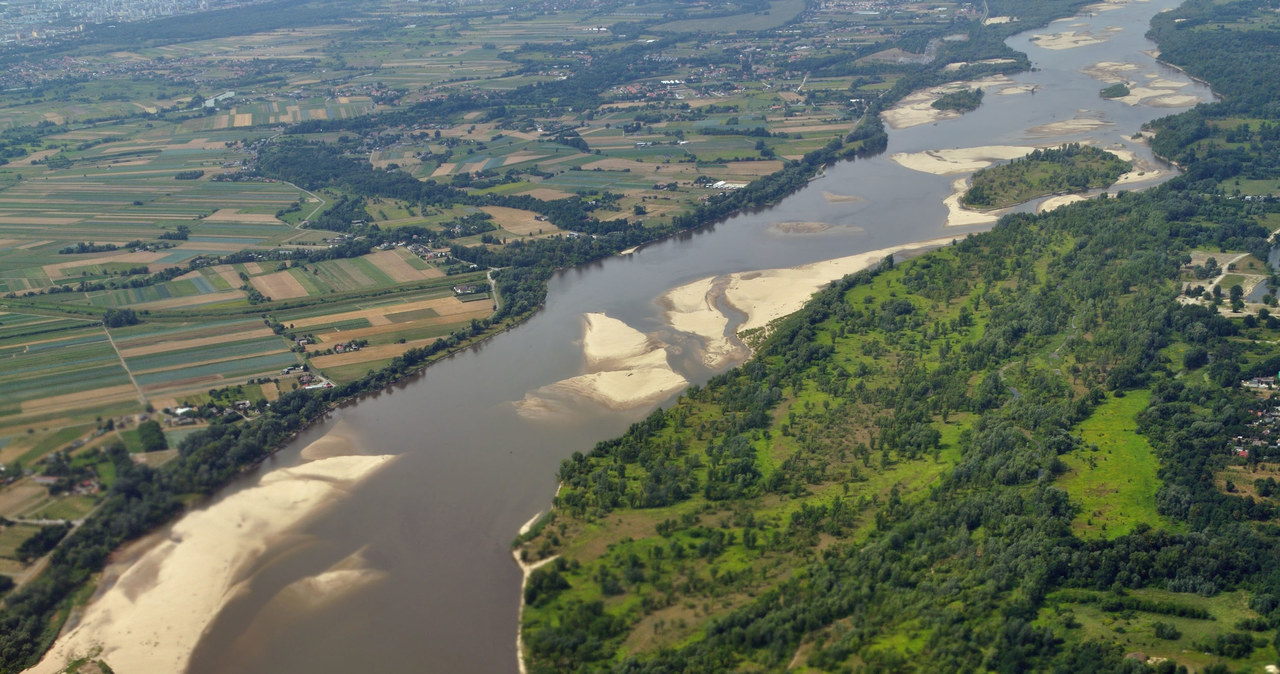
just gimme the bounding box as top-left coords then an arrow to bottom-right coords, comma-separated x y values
0,0 -> 975,611
0,0 -> 887,573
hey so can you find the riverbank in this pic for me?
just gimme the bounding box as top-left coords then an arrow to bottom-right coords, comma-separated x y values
663,235 -> 961,348
25,433 -> 396,674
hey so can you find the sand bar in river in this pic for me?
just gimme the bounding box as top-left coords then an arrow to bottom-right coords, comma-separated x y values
27,433 -> 396,674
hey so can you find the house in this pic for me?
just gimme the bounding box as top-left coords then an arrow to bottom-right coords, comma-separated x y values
203,90 -> 236,108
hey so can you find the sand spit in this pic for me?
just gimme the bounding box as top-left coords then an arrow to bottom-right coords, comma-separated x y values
891,145 -> 1035,175
996,84 -> 1038,96
1038,194 -> 1090,213
582,313 -> 655,368
664,237 -> 960,344
1106,146 -> 1170,187
198,548 -> 388,669
515,314 -> 689,416
27,449 -> 397,674
943,57 -> 1017,72
943,179 -> 1005,227
661,276 -> 750,369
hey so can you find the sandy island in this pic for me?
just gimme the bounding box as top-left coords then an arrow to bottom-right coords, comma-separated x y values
891,145 -> 1035,175
1082,61 -> 1203,108
1026,117 -> 1112,137
27,433 -> 397,674
1032,25 -> 1122,50
881,76 -> 1024,130
515,314 -> 689,416
822,191 -> 864,203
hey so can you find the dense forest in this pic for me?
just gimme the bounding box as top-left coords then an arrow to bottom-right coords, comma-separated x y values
515,1 -> 1280,672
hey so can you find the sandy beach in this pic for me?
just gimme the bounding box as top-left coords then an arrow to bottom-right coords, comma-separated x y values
27,440 -> 397,674
942,179 -> 1005,227
1038,194 -> 1090,213
663,237 -> 960,345
891,145 -> 1035,175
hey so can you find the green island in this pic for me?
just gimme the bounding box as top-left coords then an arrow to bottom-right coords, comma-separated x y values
511,0 -> 1280,672
931,87 -> 985,112
1102,82 -> 1133,99
961,143 -> 1132,209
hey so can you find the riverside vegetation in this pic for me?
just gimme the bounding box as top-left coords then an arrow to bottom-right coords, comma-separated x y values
0,0 -> 1119,668
961,144 -> 1132,210
514,0 -> 1280,671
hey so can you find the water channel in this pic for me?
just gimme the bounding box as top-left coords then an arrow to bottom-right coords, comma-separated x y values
45,2 -> 1218,671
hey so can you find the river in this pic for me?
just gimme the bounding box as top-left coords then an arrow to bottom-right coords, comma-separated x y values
29,1 -> 1214,672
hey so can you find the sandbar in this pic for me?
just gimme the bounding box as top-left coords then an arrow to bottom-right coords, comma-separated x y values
1081,61 -> 1201,108
891,145 -> 1035,175
663,238 -> 960,346
1038,194 -> 1089,213
660,277 -> 748,369
725,238 -> 960,332
822,191 -> 863,203
1032,26 -> 1121,50
1026,118 -> 1112,136
943,57 -> 1016,72
205,548 -> 388,667
771,221 -> 834,234
996,84 -> 1038,96
983,16 -> 1016,24
943,178 -> 1004,227
880,76 -> 1013,130
1106,147 -> 1169,186
27,447 -> 396,674
583,313 -> 655,368
516,313 -> 689,415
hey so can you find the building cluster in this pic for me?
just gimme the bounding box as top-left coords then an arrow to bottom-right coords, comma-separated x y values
1,0 -> 273,46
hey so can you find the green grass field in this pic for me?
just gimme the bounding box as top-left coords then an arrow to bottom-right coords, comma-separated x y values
0,524 -> 40,560
1058,391 -> 1173,539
